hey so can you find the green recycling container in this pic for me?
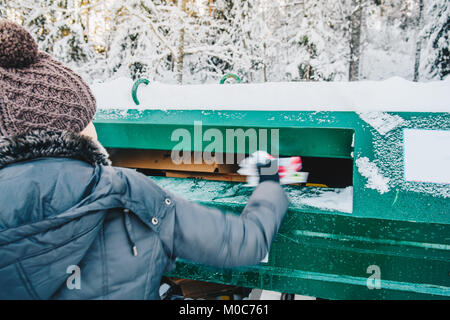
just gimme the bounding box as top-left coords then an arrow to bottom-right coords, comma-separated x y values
94,108 -> 449,300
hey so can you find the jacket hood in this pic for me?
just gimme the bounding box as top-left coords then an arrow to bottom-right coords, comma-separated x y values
0,131 -> 116,299
0,130 -> 173,299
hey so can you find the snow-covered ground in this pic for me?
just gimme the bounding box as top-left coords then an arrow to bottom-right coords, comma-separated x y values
91,76 -> 450,112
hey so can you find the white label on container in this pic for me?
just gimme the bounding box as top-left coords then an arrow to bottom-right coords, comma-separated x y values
404,129 -> 450,184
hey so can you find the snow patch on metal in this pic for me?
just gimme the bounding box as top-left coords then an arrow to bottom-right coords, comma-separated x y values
298,187 -> 353,213
369,114 -> 450,198
356,157 -> 390,194
286,186 -> 353,214
358,112 -> 407,135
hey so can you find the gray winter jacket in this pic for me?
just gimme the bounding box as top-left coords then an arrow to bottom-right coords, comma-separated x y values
0,130 -> 289,300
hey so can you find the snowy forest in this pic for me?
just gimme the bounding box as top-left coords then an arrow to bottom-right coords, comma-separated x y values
0,0 -> 448,85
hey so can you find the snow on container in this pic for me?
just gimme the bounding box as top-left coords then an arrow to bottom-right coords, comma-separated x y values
92,77 -> 450,299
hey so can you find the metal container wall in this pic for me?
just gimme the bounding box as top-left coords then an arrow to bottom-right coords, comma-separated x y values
94,109 -> 450,299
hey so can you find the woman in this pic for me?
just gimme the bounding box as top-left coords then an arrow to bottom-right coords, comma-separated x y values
0,20 -> 289,299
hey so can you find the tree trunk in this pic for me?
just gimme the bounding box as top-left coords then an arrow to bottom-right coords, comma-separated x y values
349,0 -> 363,81
306,42 -> 312,80
263,42 -> 268,82
177,0 -> 187,85
413,0 -> 424,82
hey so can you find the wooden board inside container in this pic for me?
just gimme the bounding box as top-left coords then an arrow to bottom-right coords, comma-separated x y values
107,148 -> 243,182
166,171 -> 246,182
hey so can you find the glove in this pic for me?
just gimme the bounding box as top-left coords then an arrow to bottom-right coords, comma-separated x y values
238,151 -> 280,186
257,158 -> 280,183
238,151 -> 308,186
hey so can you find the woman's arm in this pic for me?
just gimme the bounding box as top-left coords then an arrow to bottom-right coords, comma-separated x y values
167,181 -> 289,267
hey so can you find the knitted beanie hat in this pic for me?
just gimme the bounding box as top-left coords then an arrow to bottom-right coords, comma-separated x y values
0,20 -> 96,136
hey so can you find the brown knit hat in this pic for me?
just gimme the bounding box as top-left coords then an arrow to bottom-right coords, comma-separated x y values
0,20 -> 96,136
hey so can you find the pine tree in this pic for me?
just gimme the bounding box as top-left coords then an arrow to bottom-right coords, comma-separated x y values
0,0 -> 95,76
0,0 -> 446,84
420,0 -> 449,80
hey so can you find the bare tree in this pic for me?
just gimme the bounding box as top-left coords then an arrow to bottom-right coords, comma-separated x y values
348,0 -> 362,81
176,0 -> 187,84
413,0 -> 424,81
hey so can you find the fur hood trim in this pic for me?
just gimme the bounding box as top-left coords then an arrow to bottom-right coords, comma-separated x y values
0,130 -> 111,169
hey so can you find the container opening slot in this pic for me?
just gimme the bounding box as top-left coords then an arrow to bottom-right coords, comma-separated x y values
107,148 -> 353,188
